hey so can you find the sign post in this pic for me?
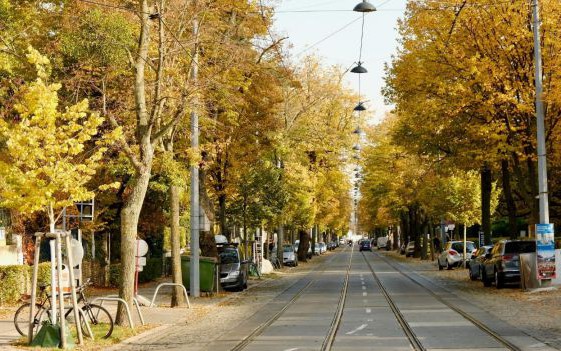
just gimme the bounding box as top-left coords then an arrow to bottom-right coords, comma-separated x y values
135,239 -> 149,296
535,224 -> 556,280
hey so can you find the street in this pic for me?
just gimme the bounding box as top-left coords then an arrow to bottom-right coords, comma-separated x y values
115,246 -> 555,351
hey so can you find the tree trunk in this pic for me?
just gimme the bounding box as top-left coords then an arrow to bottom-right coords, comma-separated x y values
421,219 -> 428,260
170,185 -> 185,307
501,160 -> 518,239
311,226 -> 316,258
277,224 -> 284,264
100,232 -> 110,287
526,156 -> 539,225
219,193 -> 227,239
481,164 -> 492,245
117,0 -> 153,325
117,169 -> 151,325
297,229 -> 310,262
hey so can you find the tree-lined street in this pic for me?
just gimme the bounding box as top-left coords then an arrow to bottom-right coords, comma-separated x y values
1,0 -> 561,349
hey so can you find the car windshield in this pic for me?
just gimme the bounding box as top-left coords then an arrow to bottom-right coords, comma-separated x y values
219,248 -> 239,264
505,241 -> 536,254
283,245 -> 293,252
451,242 -> 475,252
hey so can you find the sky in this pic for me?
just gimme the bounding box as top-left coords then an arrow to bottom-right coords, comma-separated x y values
272,0 -> 408,124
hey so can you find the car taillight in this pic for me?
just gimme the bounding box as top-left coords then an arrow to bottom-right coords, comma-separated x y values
448,250 -> 458,256
502,254 -> 514,261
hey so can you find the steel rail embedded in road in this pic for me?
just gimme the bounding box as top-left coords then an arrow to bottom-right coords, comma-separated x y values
229,246 -> 354,351
321,245 -> 353,351
374,252 -> 522,351
361,252 -> 426,351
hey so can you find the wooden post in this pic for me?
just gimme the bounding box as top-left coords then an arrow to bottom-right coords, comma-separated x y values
54,233 -> 66,349
28,233 -> 42,344
64,233 -> 84,344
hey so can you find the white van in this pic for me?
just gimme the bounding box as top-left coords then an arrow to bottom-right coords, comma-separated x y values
377,237 -> 388,250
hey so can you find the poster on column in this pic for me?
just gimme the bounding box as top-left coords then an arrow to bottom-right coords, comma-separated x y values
535,224 -> 556,280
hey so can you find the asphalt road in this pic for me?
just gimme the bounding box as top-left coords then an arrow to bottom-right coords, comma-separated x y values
115,246 -> 557,351
210,246 -> 556,351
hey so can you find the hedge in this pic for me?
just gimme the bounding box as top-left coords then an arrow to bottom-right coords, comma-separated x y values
108,257 -> 163,287
0,257 -> 164,305
0,262 -> 50,306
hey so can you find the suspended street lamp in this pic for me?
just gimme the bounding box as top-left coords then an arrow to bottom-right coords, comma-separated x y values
354,102 -> 366,111
353,0 -> 376,13
351,62 -> 368,74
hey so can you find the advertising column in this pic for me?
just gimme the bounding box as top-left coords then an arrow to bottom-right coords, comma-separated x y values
536,224 -> 556,280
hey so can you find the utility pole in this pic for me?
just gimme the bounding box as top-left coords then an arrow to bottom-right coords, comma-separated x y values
532,0 -> 549,224
189,7 -> 200,298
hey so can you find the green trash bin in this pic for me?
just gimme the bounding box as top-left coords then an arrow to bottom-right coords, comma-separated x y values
181,256 -> 217,292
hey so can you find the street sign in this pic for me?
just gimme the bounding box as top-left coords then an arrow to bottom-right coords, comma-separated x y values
536,224 -> 556,280
136,239 -> 149,257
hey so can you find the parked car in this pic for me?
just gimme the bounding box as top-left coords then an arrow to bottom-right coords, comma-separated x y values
282,244 -> 298,267
314,243 -> 321,255
377,237 -> 388,249
319,242 -> 327,254
405,241 -> 415,257
437,241 -> 477,270
481,240 -> 536,288
468,245 -> 493,281
359,240 -> 372,252
219,244 -> 248,291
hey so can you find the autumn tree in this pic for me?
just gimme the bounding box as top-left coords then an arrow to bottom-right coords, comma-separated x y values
0,48 -> 119,232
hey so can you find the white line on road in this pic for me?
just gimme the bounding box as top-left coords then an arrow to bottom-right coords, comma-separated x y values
362,286 -> 366,290
365,308 -> 371,314
362,292 -> 367,296
346,324 -> 368,335
284,349 -> 299,351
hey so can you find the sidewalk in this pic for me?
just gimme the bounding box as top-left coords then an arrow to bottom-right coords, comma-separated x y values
0,253 -> 329,350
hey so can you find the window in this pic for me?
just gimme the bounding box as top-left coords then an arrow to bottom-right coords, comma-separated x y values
219,248 -> 239,264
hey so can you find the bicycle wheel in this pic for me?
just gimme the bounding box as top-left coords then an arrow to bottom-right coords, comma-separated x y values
14,303 -> 48,337
80,304 -> 114,339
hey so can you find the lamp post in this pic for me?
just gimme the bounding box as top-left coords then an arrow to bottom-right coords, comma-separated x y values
190,11 -> 200,298
532,0 -> 549,224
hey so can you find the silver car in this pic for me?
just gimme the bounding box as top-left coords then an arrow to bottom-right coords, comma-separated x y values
219,246 -> 248,291
438,241 -> 477,270
282,244 -> 298,266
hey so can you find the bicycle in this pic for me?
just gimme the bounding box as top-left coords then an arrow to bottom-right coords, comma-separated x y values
269,256 -> 282,269
14,279 -> 114,339
248,259 -> 261,279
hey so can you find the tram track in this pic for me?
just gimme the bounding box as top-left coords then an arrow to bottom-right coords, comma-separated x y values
361,252 -> 426,351
367,251 -> 523,351
229,246 -> 354,351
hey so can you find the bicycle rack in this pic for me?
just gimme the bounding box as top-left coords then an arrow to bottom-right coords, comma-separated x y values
91,296 -> 143,328
149,283 -> 191,308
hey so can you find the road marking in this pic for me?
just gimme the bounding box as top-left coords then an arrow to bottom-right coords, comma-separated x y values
284,349 -> 299,351
367,319 -> 373,322
362,292 -> 367,296
365,308 -> 371,314
346,324 -> 368,335
362,286 -> 366,290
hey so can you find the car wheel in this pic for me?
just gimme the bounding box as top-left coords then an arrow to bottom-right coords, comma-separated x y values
495,270 -> 504,289
446,260 -> 453,270
438,260 -> 443,270
482,268 -> 491,287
